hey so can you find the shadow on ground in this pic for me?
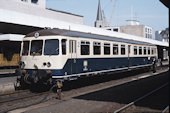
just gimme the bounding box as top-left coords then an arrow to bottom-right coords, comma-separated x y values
74,71 -> 169,110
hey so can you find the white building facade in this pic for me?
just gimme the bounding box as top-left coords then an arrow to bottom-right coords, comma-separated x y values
0,0 -> 83,37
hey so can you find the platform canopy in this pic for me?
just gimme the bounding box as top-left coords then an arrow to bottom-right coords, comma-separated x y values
0,34 -> 24,41
160,0 -> 169,8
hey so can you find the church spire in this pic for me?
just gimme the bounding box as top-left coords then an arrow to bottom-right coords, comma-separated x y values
96,0 -> 103,21
95,0 -> 104,27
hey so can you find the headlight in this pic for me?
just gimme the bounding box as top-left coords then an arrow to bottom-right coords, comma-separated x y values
18,61 -> 25,68
47,62 -> 51,67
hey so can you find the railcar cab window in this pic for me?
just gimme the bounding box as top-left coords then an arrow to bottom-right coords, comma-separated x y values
93,42 -> 101,55
144,47 -> 146,55
148,47 -> 150,55
30,40 -> 43,56
62,39 -> 67,55
44,39 -> 59,55
113,44 -> 118,55
134,46 -> 137,55
81,41 -> 90,55
22,41 -> 30,55
139,46 -> 142,55
121,45 -> 125,55
104,43 -> 110,55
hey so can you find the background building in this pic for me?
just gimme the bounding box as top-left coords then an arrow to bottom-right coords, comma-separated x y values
0,0 -> 83,35
94,1 -> 154,39
0,0 -> 83,68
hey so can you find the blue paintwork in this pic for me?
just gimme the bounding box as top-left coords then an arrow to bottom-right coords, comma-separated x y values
51,57 -> 154,77
25,57 -> 154,80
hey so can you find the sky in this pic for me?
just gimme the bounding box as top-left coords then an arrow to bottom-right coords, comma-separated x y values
46,0 -> 169,32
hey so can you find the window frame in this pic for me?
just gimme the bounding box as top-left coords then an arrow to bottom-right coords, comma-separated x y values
104,43 -> 110,55
134,46 -> 138,55
121,45 -> 126,55
93,42 -> 101,55
81,41 -> 90,55
61,39 -> 67,55
139,46 -> 142,55
22,41 -> 30,56
113,44 -> 119,55
30,40 -> 43,56
44,39 -> 59,56
148,47 -> 151,55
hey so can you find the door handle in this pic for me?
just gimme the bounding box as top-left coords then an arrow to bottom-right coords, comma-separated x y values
74,59 -> 76,63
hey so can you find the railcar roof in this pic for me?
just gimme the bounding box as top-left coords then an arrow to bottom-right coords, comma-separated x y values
25,28 -> 154,45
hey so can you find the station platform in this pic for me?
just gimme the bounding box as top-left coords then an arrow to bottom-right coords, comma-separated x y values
0,69 -> 16,77
0,76 -> 17,94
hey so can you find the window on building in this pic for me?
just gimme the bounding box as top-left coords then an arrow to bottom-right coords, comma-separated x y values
22,41 -> 30,55
121,45 -> 126,55
113,28 -> 118,32
31,0 -> 38,4
139,47 -> 142,55
113,44 -> 119,55
81,41 -> 90,55
62,39 -> 67,55
93,42 -> 101,55
144,47 -> 146,55
104,43 -> 110,55
134,46 -> 137,55
148,47 -> 150,55
21,0 -> 27,2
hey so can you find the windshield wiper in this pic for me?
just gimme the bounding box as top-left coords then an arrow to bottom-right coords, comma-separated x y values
49,48 -> 59,56
32,49 -> 42,56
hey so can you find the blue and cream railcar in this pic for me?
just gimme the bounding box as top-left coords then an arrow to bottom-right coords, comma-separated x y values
19,28 -> 157,84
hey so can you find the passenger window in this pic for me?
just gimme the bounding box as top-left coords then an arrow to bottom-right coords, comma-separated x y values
134,46 -> 137,55
121,45 -> 126,55
22,41 -> 30,55
144,47 -> 146,55
113,44 -> 118,55
81,41 -> 90,55
62,39 -> 67,55
104,43 -> 110,55
93,42 -> 101,55
151,48 -> 154,54
148,47 -> 150,55
139,47 -> 142,55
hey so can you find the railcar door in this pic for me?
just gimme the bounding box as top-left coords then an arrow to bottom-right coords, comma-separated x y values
69,40 -> 77,74
128,45 -> 131,69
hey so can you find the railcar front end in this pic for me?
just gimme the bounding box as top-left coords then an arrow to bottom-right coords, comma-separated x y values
17,35 -> 68,86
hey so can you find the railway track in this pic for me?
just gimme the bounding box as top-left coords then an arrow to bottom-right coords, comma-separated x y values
0,89 -> 55,113
114,82 -> 169,113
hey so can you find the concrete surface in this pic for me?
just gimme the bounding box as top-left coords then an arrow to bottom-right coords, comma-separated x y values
0,76 -> 17,94
0,69 -> 16,75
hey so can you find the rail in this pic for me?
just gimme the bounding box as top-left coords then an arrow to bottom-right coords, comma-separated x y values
162,106 -> 169,113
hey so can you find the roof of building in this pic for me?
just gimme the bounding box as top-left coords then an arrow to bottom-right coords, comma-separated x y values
0,34 -> 24,41
46,8 -> 83,17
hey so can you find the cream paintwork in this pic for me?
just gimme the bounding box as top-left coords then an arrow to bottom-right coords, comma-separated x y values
21,35 -> 157,70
